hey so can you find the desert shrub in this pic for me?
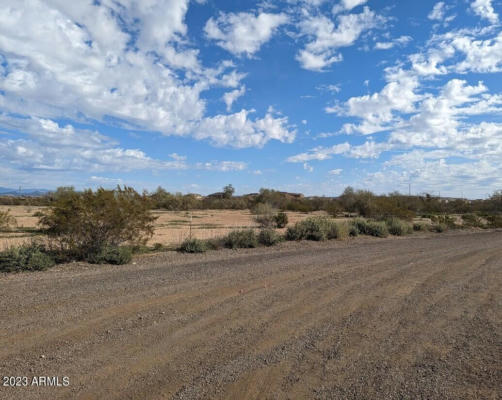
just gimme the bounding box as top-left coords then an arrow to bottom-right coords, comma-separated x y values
253,203 -> 277,228
434,215 -> 458,229
86,246 -> 132,265
205,237 -> 224,250
38,186 -> 156,261
365,221 -> 389,238
432,223 -> 447,233
0,243 -> 55,273
461,213 -> 484,228
486,214 -> 502,228
327,221 -> 349,240
285,217 -> 347,241
386,218 -> 412,236
224,230 -> 258,249
0,209 -> 16,232
348,222 -> 359,237
353,218 -> 369,235
258,229 -> 283,246
413,222 -> 428,231
285,217 -> 328,241
152,243 -> 164,251
274,211 -> 289,228
178,238 -> 207,253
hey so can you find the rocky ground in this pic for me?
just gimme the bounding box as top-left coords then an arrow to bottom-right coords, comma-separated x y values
0,230 -> 501,399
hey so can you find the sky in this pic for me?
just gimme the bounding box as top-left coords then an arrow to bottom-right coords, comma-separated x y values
0,0 -> 501,198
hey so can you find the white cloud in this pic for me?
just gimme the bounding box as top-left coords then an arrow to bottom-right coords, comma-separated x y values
204,11 -> 288,57
303,163 -> 314,172
287,142 -> 351,162
328,169 -> 343,175
195,161 -> 247,171
471,0 -> 499,24
332,0 -> 368,14
375,35 -> 412,50
428,2 -> 446,21
337,68 -> 421,135
195,109 -> 296,148
296,7 -> 383,71
223,85 -> 246,111
0,114 -> 248,173
0,0 -> 294,150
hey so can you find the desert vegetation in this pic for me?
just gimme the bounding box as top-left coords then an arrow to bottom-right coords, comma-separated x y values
1,185 -> 501,272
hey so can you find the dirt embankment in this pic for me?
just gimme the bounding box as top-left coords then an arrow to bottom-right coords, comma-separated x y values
0,231 -> 501,399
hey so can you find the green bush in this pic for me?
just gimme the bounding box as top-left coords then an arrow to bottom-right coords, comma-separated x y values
486,214 -> 502,228
327,221 -> 349,240
387,218 -> 412,236
224,230 -> 258,249
353,218 -> 369,235
258,229 -> 283,246
432,223 -> 447,233
38,186 -> 156,261
413,222 -> 429,231
365,221 -> 389,238
348,223 -> 359,237
285,217 -> 348,241
178,238 -> 207,253
274,211 -> 289,228
253,203 -> 277,228
86,246 -> 132,265
0,243 -> 55,273
461,213 -> 485,228
285,217 -> 328,241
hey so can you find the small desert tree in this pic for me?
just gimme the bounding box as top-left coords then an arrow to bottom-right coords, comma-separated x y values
253,202 -> 277,228
223,184 -> 235,199
0,209 -> 16,231
39,186 -> 156,260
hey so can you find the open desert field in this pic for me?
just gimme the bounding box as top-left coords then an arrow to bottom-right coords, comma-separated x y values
1,230 -> 500,399
0,206 -> 329,250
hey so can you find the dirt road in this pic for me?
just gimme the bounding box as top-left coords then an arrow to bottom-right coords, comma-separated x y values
1,231 -> 501,399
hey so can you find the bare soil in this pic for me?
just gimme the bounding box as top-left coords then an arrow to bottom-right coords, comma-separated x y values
0,230 -> 501,399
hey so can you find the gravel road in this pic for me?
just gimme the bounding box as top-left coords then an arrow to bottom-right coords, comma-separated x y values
1,231 -> 501,399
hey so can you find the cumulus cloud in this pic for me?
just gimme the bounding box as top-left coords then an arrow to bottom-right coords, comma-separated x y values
204,11 -> 288,57
471,0 -> 499,24
195,109 -> 296,148
296,7 -> 384,71
0,0 -> 294,150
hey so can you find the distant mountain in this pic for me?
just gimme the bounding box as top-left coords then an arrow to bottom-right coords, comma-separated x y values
0,187 -> 50,196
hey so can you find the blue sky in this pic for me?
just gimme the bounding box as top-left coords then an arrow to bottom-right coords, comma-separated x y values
0,0 -> 501,198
